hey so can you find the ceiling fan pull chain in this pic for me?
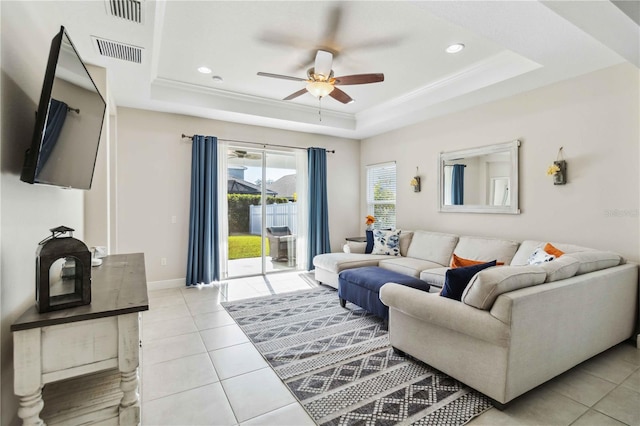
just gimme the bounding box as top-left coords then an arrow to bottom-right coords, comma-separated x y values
319,97 -> 322,122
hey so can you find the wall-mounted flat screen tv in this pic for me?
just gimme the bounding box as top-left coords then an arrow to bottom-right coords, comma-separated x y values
20,26 -> 106,190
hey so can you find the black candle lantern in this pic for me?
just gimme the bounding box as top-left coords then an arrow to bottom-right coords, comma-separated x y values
35,226 -> 91,313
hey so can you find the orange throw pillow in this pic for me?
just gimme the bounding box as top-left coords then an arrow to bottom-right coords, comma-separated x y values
544,243 -> 564,258
450,253 -> 504,268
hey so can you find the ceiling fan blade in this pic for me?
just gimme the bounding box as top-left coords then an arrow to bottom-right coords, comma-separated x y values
283,88 -> 309,101
290,50 -> 318,73
257,72 -> 307,82
344,35 -> 404,51
258,31 -> 314,50
334,73 -> 384,85
314,50 -> 333,79
322,5 -> 343,48
329,87 -> 354,104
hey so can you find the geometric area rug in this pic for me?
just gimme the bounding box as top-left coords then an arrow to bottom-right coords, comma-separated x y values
222,286 -> 492,425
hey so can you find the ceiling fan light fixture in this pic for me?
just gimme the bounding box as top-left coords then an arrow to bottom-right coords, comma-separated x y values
306,81 -> 335,98
446,43 -> 465,54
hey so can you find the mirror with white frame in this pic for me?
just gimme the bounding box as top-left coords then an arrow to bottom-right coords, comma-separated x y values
439,140 -> 520,214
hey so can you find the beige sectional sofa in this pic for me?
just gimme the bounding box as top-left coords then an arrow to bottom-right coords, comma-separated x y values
313,230 -> 639,406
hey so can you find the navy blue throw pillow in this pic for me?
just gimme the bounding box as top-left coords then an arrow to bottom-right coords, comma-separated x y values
365,230 -> 374,254
441,260 -> 497,301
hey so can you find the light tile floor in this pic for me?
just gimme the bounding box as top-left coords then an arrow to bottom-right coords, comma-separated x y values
141,272 -> 640,426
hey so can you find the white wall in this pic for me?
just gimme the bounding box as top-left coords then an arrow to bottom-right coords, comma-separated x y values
115,108 -> 360,283
83,64 -> 110,252
1,3 -> 85,422
362,63 -> 640,262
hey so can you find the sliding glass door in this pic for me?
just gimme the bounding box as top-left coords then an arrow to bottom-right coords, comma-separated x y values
225,146 -> 303,278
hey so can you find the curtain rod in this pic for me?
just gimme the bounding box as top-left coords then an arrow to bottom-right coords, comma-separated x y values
444,164 -> 467,167
181,134 -> 335,153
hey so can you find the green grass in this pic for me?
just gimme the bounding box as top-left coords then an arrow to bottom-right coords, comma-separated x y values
228,235 -> 268,259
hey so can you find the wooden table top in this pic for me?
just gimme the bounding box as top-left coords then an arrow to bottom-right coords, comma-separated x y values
12,253 -> 149,332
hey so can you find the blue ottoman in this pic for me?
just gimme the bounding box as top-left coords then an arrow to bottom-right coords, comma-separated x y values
338,266 -> 430,320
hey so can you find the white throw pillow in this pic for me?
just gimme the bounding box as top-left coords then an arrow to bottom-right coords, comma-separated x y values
371,229 -> 401,256
528,247 -> 556,265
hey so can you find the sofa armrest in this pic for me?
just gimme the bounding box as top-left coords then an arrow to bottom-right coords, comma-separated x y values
380,283 -> 510,346
344,241 -> 367,254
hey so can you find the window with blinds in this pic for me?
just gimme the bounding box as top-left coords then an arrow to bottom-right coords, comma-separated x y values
366,162 -> 396,229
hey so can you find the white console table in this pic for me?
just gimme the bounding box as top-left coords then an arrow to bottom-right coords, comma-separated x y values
11,253 -> 148,425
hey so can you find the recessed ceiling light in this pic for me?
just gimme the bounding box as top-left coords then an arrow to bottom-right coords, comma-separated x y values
197,66 -> 212,74
212,75 -> 223,83
446,43 -> 465,54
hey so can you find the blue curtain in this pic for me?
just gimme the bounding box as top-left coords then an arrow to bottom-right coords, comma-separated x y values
36,98 -> 68,176
186,135 -> 219,286
451,164 -> 465,205
307,148 -> 331,270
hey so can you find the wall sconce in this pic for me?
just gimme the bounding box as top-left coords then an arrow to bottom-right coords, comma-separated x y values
546,147 -> 567,185
410,167 -> 421,192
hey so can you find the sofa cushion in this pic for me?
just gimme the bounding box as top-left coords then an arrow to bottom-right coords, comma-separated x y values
453,236 -> 520,265
406,231 -> 459,266
510,240 -> 594,266
371,229 -> 401,256
420,267 -> 448,288
539,256 -> 580,283
379,257 -> 442,278
399,231 -> 414,257
441,261 -> 497,301
565,251 -> 622,275
313,253 -> 392,273
461,265 -> 547,310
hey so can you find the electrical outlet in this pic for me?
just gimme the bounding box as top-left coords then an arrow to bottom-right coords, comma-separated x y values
161,257 -> 167,266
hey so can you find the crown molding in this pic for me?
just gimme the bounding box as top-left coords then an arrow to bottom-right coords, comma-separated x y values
355,51 -> 541,137
148,50 -> 540,139
151,77 -> 355,129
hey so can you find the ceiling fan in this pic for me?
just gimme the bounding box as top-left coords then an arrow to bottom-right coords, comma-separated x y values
259,4 -> 401,73
257,50 -> 384,104
228,149 -> 261,160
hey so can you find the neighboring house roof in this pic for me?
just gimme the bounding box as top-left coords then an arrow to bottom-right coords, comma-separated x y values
267,174 -> 296,199
228,178 -> 277,195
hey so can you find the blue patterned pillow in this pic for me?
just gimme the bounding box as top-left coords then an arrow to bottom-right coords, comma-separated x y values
371,229 -> 401,256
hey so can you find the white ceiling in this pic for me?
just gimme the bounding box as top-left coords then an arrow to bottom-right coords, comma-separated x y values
16,1 -> 640,139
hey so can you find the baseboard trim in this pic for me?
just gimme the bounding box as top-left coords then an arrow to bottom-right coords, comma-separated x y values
147,278 -> 185,290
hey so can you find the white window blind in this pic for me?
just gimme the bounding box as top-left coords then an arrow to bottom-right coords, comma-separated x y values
366,162 -> 396,229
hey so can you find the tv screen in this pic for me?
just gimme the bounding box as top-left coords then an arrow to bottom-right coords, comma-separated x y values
20,26 -> 106,190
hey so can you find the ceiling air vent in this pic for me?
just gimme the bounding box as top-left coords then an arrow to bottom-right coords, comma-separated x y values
105,0 -> 143,23
92,36 -> 143,63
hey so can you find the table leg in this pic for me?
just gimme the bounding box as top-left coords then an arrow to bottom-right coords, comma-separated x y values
14,328 -> 45,425
118,313 -> 141,424
17,389 -> 45,426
